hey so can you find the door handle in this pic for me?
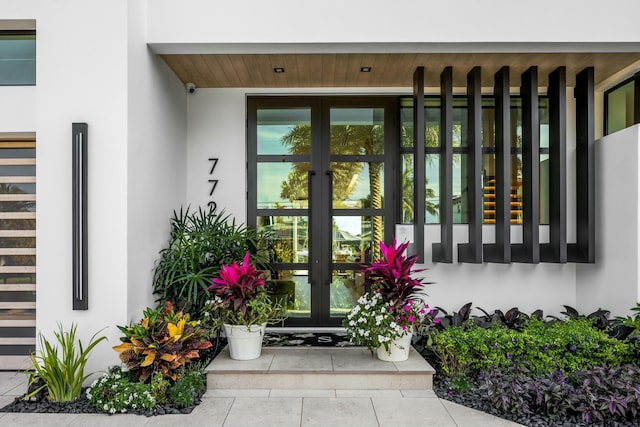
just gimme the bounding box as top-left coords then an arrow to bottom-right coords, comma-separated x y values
326,170 -> 333,276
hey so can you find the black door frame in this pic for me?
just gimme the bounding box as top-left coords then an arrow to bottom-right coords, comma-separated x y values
247,95 -> 398,326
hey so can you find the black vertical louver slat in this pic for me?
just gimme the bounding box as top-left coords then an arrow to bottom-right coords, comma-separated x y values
484,66 -> 511,263
72,123 -> 88,310
512,67 -> 540,263
458,67 -> 483,263
568,67 -> 595,263
541,67 -> 567,263
635,71 -> 640,126
413,67 -> 425,263
433,67 -> 453,263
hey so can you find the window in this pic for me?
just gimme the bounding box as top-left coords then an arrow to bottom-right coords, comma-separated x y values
605,75 -> 639,135
0,31 -> 36,86
400,96 -> 550,225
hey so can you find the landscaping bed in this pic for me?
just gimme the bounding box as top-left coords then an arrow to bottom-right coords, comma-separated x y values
433,374 -> 639,427
1,387 -> 203,416
417,303 -> 640,427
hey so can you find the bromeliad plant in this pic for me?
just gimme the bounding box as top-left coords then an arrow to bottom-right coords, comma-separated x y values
207,252 -> 285,327
343,239 -> 430,352
113,301 -> 212,382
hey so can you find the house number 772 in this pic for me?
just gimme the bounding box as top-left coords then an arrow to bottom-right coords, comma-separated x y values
208,158 -> 219,212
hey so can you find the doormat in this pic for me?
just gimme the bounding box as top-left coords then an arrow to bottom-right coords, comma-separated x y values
263,332 -> 357,347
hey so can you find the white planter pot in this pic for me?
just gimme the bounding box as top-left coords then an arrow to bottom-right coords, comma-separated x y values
376,331 -> 413,362
223,323 -> 266,361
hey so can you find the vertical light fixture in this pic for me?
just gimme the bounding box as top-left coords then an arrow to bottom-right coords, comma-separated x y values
72,123 -> 88,310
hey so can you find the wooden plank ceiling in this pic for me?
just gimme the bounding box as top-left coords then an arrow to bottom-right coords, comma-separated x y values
161,53 -> 640,89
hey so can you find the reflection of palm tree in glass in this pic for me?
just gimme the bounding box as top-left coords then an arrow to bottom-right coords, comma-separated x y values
281,124 -> 383,260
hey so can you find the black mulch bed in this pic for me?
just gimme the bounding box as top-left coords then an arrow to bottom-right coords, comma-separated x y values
1,388 -> 204,416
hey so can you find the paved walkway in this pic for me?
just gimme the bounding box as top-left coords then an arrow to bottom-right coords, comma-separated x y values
0,370 -> 523,426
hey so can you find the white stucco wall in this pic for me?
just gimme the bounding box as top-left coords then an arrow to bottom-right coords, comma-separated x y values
187,87 -> 580,316
126,1 -> 188,323
32,0 -> 129,373
0,86 -> 35,131
0,0 -> 190,373
148,0 -> 640,50
576,125 -> 640,316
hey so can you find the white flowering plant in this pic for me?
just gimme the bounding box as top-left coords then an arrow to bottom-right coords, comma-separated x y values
343,291 -> 428,354
343,239 -> 431,354
86,366 -> 156,414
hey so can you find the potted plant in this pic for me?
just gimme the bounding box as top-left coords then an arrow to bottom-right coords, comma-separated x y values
152,206 -> 261,320
343,239 -> 430,361
208,252 -> 285,360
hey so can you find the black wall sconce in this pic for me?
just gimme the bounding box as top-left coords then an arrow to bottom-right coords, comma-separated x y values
72,123 -> 88,310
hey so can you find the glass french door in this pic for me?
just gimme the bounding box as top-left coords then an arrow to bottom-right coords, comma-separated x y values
248,97 -> 396,326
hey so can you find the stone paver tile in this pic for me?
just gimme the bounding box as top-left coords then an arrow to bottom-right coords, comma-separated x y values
373,397 -> 456,427
336,389 -> 402,398
0,412 -> 80,426
67,413 -> 149,426
203,389 -> 269,398
223,397 -> 302,427
0,371 -> 28,395
269,349 -> 333,372
0,394 -> 17,409
301,397 -> 377,427
189,396 -> 234,418
440,399 -> 525,427
145,414 -> 224,427
392,349 -> 436,372
400,389 -> 438,398
206,348 -> 275,372
269,389 -> 335,397
331,349 -> 398,372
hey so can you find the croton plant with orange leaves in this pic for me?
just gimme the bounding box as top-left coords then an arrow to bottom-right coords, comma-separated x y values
113,301 -> 212,382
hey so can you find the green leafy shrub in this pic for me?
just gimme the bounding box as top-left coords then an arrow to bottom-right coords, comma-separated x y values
150,372 -> 170,404
86,366 -> 156,414
113,301 -> 212,381
26,323 -> 106,403
167,379 -> 194,408
152,206 -> 261,317
429,318 -> 631,376
166,369 -> 205,408
181,369 -> 206,394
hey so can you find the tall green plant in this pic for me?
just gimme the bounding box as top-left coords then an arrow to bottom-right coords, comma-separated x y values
26,323 -> 107,402
152,206 -> 262,316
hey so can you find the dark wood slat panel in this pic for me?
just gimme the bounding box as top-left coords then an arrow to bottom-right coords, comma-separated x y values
458,66 -> 483,263
512,66 -> 540,263
484,67 -> 511,263
568,67 -> 596,263
413,67 -> 425,263
541,67 -> 568,263
433,67 -> 453,263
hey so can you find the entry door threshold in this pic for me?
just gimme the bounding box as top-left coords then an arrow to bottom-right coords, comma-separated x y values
266,326 -> 346,334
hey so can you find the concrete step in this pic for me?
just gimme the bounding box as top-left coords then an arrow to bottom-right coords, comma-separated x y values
205,346 -> 435,390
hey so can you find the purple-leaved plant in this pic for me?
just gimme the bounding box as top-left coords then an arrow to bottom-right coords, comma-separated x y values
363,238 -> 430,308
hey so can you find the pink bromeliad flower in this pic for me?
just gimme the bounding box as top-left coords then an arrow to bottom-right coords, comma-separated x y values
364,238 -> 430,308
209,252 -> 264,316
